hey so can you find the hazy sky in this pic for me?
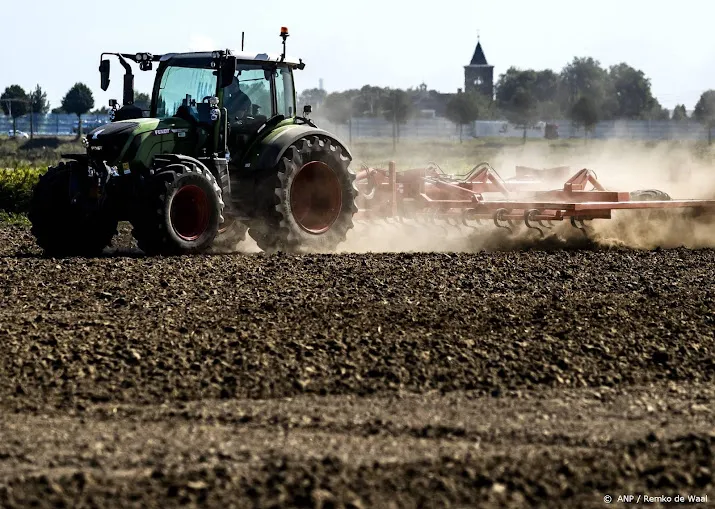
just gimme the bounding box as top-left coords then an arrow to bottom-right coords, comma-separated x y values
1,0 -> 713,110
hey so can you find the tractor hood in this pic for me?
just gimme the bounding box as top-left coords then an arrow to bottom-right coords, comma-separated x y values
86,118 -> 161,142
86,119 -> 160,164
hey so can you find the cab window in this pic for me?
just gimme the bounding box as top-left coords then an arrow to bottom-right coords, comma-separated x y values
224,65 -> 272,120
156,66 -> 217,118
275,66 -> 295,117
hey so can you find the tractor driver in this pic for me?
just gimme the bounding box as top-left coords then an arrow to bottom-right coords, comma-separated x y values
224,76 -> 252,121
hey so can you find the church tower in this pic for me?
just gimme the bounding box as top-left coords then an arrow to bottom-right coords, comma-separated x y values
464,38 -> 494,99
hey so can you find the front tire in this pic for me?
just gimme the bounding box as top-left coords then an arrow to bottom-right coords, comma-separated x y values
132,163 -> 224,255
248,135 -> 358,252
29,162 -> 118,257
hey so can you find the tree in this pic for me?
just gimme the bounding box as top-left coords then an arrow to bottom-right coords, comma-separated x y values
322,92 -> 353,126
571,96 -> 599,142
297,88 -> 327,112
497,75 -> 538,143
382,89 -> 413,149
496,68 -> 559,107
609,63 -> 657,119
382,89 -> 413,124
496,68 -> 534,105
355,85 -> 387,117
134,92 -> 151,112
61,83 -> 95,139
496,68 -> 559,140
321,92 -> 356,143
445,91 -> 484,142
694,90 -> 715,144
672,104 -> 688,122
1,85 -> 29,135
644,100 -> 670,121
532,70 -> 560,104
29,85 -> 50,114
559,57 -> 616,120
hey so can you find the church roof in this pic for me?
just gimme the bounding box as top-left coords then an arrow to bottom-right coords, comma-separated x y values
469,41 -> 489,66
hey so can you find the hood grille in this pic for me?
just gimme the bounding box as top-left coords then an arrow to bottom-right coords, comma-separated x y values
86,122 -> 139,163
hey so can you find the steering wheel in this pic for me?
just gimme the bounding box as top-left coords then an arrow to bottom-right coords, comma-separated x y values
202,96 -> 213,103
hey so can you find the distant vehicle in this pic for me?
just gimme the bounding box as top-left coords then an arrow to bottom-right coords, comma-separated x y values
8,130 -> 30,139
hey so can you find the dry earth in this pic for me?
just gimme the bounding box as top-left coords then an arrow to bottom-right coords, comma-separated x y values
0,224 -> 713,508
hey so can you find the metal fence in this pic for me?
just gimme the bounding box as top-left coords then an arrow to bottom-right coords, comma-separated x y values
315,117 -> 712,142
1,113 -> 710,142
0,114 -> 111,136
475,120 -> 710,141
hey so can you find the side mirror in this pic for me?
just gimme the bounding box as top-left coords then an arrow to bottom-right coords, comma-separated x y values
303,105 -> 312,116
99,59 -> 111,91
220,57 -> 237,88
109,99 -> 118,109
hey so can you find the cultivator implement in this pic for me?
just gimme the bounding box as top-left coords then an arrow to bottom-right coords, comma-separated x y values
353,162 -> 715,236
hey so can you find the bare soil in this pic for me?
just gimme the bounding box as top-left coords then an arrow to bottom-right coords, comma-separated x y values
0,224 -> 713,508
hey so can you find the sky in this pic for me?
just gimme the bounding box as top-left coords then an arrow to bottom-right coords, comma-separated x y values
1,0 -> 713,111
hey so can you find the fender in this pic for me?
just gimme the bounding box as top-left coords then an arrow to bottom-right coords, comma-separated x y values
239,125 -> 353,174
153,153 -> 231,198
152,153 -> 211,172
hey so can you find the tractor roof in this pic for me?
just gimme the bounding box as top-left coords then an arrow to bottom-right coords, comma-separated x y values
159,51 -> 303,68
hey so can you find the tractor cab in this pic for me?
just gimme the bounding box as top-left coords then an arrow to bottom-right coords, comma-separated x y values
98,43 -> 306,168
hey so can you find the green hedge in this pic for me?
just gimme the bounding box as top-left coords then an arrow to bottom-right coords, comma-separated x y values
0,168 -> 45,214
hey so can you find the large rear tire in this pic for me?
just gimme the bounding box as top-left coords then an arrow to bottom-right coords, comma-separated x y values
630,189 -> 671,201
629,189 -> 672,221
247,135 -> 358,252
29,162 -> 118,257
132,163 -> 224,255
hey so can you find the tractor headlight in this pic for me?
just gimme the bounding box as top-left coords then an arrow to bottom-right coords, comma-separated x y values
136,53 -> 143,62
209,96 -> 219,107
81,137 -> 88,148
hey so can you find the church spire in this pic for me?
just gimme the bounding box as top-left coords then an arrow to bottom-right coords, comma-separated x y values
470,40 -> 488,66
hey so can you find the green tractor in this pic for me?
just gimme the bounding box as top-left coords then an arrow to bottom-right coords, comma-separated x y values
30,29 -> 358,256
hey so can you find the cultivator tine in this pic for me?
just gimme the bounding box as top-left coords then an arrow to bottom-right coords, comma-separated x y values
494,208 -> 514,234
461,210 -> 480,229
570,216 -> 588,235
461,218 -> 476,229
524,209 -> 545,238
429,210 -> 450,234
445,216 -> 460,227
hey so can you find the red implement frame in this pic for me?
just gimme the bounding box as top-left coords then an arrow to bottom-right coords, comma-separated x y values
353,162 -> 715,230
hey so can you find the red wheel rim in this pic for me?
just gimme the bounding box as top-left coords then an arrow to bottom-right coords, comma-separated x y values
290,161 -> 343,234
170,185 -> 210,241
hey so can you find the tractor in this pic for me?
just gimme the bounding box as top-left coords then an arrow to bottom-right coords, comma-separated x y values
29,28 -> 358,256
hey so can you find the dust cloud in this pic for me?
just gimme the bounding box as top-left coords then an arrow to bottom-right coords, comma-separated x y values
338,140 -> 715,253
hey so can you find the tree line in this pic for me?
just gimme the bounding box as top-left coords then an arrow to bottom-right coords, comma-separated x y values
300,56 -> 715,143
